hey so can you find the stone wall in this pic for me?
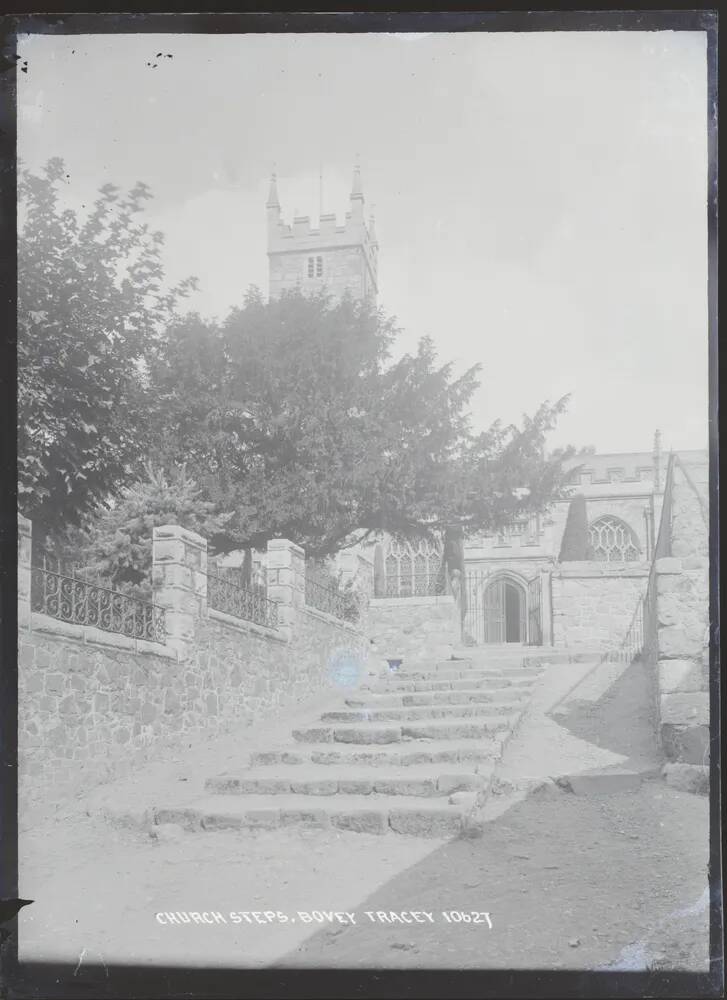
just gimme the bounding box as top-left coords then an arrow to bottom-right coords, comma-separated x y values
368,596 -> 460,662
18,519 -> 368,822
551,562 -> 649,651
269,246 -> 368,302
654,458 -> 710,785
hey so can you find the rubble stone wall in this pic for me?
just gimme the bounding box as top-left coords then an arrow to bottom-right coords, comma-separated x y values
18,520 -> 367,822
551,562 -> 649,650
655,459 -> 710,779
368,596 -> 460,663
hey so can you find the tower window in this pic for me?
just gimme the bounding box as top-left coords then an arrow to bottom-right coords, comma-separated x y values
307,255 -> 324,279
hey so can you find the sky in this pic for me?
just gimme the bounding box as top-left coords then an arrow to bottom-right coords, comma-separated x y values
17,29 -> 710,454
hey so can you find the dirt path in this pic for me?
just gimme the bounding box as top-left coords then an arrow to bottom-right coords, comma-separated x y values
551,658 -> 660,771
281,780 -> 709,970
18,776 -> 708,972
16,656 -> 710,973
18,814 -> 443,968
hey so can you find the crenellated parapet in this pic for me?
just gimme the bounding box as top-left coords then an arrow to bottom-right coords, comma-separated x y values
266,163 -> 378,302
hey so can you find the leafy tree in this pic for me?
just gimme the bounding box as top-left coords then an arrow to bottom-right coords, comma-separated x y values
17,158 -> 195,541
150,289 -> 575,558
63,463 -> 232,599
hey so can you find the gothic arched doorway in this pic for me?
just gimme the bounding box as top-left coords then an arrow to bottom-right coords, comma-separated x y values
483,575 -> 527,644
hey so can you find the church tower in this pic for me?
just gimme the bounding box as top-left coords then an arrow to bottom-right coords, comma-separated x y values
267,163 -> 378,303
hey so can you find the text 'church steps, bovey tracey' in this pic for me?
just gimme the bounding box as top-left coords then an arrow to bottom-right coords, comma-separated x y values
148,651 -> 544,838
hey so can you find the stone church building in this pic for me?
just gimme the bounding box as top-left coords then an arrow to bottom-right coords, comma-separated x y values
16,167 -> 709,826
264,167 -> 708,653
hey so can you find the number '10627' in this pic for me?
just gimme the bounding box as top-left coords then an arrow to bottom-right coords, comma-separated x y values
442,911 -> 492,927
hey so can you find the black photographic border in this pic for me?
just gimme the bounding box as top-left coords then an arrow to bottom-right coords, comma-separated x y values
0,8 -> 721,998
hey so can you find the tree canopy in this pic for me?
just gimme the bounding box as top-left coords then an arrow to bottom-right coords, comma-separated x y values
65,462 -> 232,599
558,493 -> 593,561
18,162 -> 577,561
17,158 -> 195,539
147,288 -> 575,557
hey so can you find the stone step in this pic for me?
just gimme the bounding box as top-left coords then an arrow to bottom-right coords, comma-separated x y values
400,716 -> 521,740
382,666 -> 542,682
292,714 -> 520,745
362,675 -> 537,694
346,688 -> 530,709
205,763 -> 494,798
394,661 -> 543,677
408,657 -> 474,669
155,793 -> 474,837
249,739 -> 505,769
319,701 -> 525,723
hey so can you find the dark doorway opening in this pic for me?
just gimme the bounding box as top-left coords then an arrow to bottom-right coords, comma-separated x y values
464,570 -> 542,646
505,580 -> 523,642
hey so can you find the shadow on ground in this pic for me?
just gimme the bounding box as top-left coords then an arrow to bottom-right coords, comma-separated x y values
275,779 -> 708,970
548,658 -> 660,770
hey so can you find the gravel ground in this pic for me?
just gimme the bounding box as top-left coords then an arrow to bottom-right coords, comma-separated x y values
282,780 -> 710,970
15,655 -> 712,975
16,776 -> 709,972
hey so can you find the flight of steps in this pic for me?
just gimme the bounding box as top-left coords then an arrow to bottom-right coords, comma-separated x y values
153,653 -> 544,838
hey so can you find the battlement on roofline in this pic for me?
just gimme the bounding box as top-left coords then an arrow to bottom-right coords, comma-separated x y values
267,209 -> 377,256
266,163 -> 378,302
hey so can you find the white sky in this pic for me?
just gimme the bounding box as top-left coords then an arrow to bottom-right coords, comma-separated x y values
17,30 -> 710,453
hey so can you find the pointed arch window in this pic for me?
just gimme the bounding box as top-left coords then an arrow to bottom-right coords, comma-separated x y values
380,536 -> 444,597
588,516 -> 641,562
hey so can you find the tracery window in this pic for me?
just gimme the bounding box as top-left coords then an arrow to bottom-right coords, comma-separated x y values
588,516 -> 641,562
382,536 -> 443,597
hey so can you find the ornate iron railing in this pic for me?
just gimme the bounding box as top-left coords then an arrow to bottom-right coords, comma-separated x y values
30,564 -> 166,643
206,570 -> 278,630
305,561 -> 360,623
606,594 -> 645,664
